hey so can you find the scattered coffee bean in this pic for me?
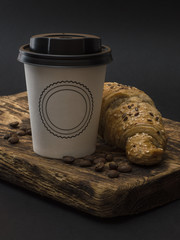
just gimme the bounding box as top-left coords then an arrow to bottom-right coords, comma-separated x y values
17,130 -> 26,136
9,121 -> 19,128
84,155 -> 95,162
12,132 -> 18,137
113,156 -> 122,161
8,136 -> 19,144
155,116 -> 159,121
5,117 -> 134,178
93,157 -> 106,164
118,163 -> 132,173
106,154 -> 113,162
112,151 -> 122,156
134,112 -> 139,116
4,132 -> 12,139
95,162 -> 104,172
149,112 -> 154,117
75,159 -> 92,167
26,129 -> 32,135
109,162 -> 118,170
135,107 -> 138,111
108,170 -> 119,178
128,105 -> 131,109
96,153 -> 106,157
19,126 -> 28,131
62,156 -> 75,164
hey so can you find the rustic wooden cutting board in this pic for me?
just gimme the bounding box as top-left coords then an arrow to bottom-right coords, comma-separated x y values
0,92 -> 180,218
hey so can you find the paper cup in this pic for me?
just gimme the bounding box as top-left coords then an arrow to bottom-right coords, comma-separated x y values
18,33 -> 112,158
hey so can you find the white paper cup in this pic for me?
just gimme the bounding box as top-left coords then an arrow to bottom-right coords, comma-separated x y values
18,33 -> 112,158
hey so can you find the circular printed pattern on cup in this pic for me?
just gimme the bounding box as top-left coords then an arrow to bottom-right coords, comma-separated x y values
39,81 -> 93,138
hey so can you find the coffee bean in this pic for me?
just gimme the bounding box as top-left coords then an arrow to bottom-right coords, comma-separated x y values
26,129 -> 32,135
84,155 -> 95,162
108,170 -> 119,178
96,153 -> 106,157
95,162 -> 104,172
109,162 -> 118,170
113,156 -> 122,161
106,154 -> 113,162
11,132 -> 18,137
75,159 -> 92,167
93,157 -> 106,164
112,152 -> 122,157
4,132 -> 12,139
118,163 -> 132,173
8,136 -> 19,144
19,126 -> 28,131
62,156 -> 75,164
17,130 -> 26,136
9,121 -> 19,128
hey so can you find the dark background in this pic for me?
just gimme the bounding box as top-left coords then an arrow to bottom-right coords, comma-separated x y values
0,0 -> 180,239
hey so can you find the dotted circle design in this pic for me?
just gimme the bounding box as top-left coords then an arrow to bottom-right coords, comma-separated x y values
39,81 -> 94,138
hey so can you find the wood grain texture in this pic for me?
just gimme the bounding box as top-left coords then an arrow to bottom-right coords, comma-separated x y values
0,92 -> 180,218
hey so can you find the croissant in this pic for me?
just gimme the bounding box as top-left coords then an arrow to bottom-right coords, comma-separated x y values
98,82 -> 167,165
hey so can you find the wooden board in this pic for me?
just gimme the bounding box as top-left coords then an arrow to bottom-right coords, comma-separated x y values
0,92 -> 180,218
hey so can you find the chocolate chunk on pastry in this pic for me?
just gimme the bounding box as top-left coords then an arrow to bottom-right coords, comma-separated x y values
99,82 -> 167,166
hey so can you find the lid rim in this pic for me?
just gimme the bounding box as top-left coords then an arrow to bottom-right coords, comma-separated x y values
18,44 -> 112,66
18,51 -> 113,67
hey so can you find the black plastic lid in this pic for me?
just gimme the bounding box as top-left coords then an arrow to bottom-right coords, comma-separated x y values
18,33 -> 113,67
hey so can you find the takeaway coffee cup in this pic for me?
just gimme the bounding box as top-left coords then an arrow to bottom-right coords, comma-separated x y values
18,33 -> 112,158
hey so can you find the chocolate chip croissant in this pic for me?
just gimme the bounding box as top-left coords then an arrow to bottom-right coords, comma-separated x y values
98,82 -> 167,165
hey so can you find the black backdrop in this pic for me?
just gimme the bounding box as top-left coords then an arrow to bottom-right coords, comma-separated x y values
0,1 -> 180,240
